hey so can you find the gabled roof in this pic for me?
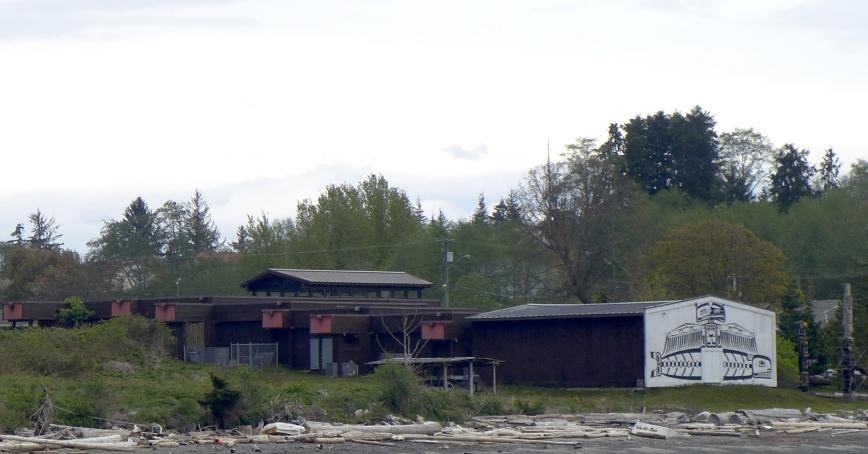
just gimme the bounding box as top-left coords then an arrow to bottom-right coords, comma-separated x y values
468,300 -> 676,322
241,268 -> 433,288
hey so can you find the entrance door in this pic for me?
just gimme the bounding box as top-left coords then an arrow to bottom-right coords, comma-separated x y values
309,337 -> 335,371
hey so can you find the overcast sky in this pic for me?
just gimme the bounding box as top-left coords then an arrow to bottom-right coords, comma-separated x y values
1,0 -> 866,252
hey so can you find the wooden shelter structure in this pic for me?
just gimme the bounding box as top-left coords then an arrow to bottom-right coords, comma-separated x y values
366,356 -> 502,395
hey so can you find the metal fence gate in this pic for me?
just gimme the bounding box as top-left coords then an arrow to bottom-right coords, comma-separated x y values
230,342 -> 279,368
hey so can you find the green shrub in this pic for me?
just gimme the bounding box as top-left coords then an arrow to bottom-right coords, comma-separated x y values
513,398 -> 546,415
56,296 -> 95,328
199,374 -> 242,428
0,316 -> 174,377
371,364 -> 423,415
777,335 -> 800,388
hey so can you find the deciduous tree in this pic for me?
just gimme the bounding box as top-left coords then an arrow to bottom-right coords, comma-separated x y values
520,139 -> 626,303
645,220 -> 788,306
718,128 -> 775,202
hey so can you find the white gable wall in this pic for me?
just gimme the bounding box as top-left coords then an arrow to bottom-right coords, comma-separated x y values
644,296 -> 777,387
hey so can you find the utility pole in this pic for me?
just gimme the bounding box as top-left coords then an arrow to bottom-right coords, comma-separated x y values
441,239 -> 453,308
842,283 -> 854,396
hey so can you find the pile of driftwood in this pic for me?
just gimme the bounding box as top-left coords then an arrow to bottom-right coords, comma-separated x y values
466,408 -> 868,441
3,408 -> 868,451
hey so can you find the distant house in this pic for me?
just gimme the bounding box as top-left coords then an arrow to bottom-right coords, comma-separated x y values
241,268 -> 432,299
811,299 -> 840,327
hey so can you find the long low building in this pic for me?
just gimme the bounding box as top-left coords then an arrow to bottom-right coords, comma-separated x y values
1,269 -> 477,375
2,272 -> 778,389
469,296 -> 777,388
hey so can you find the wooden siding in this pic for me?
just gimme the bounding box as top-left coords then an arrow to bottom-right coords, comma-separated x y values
472,316 -> 646,388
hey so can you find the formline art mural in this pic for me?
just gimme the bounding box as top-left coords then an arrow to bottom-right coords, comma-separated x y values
645,297 -> 776,387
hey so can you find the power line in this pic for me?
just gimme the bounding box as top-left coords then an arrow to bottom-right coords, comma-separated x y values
79,239 -> 439,262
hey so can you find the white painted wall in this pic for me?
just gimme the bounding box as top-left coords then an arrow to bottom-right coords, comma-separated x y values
644,296 -> 777,388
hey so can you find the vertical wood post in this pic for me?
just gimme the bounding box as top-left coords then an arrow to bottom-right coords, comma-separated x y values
468,361 -> 475,397
842,283 -> 855,395
843,283 -> 853,338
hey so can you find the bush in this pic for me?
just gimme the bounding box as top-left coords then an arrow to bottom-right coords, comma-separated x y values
200,374 -> 242,428
514,398 -> 546,415
0,315 -> 174,377
777,335 -> 800,388
56,296 -> 95,328
371,363 -> 423,415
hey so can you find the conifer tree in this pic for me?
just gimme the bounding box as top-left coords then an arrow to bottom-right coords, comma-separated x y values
770,144 -> 815,212
818,148 -> 841,192
27,210 -> 63,250
8,223 -> 25,247
187,190 -> 221,254
471,193 -> 488,225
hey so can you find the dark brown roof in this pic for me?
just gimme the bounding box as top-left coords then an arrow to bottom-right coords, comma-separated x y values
241,269 -> 433,288
467,301 -> 676,322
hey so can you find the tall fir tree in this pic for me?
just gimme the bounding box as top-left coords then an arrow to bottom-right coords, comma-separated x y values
670,106 -> 720,202
598,123 -> 625,171
27,210 -> 63,250
8,223 -> 25,247
490,199 -> 509,224
818,148 -> 841,192
471,193 -> 488,225
623,112 -> 673,195
770,144 -> 815,212
186,190 -> 221,254
622,107 -> 721,203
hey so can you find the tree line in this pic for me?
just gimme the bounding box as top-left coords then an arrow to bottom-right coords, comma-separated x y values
2,106 -> 866,372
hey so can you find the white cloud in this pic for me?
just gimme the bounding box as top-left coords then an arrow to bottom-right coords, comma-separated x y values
441,144 -> 488,160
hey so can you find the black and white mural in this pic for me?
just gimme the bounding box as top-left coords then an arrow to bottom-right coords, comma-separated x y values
644,296 -> 777,387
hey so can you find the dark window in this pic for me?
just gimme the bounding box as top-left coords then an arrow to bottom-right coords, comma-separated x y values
344,334 -> 360,346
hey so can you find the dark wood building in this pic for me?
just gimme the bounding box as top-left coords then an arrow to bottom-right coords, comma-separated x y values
469,302 -> 672,388
1,269 -> 474,376
241,269 -> 432,299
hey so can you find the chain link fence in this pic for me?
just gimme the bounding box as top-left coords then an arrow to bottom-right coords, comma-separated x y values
183,343 -> 278,368
230,342 -> 279,368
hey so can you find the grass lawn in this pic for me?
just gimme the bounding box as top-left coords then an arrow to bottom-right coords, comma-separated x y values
3,317 -> 861,433
498,383 -> 866,414
2,362 -> 864,433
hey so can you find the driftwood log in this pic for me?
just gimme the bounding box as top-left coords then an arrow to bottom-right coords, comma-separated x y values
304,421 -> 442,435
399,434 -> 582,445
0,435 -> 135,452
46,425 -> 129,439
769,421 -> 868,429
